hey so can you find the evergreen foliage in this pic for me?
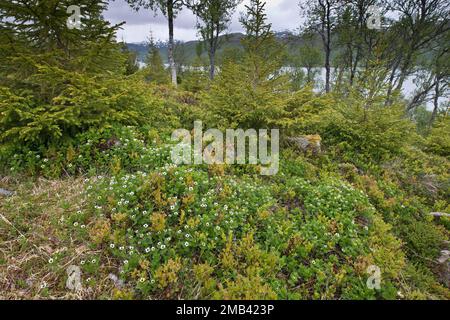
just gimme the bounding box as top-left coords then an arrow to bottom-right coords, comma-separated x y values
0,0 -> 448,301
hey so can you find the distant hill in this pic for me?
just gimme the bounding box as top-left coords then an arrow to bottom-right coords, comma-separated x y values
126,32 -> 324,66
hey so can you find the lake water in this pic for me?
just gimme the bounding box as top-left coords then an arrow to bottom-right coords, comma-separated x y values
143,63 -> 447,110
284,67 -> 446,110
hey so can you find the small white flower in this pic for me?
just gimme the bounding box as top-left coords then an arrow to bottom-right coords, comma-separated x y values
48,258 -> 54,264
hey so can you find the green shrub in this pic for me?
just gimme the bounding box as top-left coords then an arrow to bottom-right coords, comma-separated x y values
80,152 -> 404,299
201,61 -> 290,130
398,220 -> 447,262
0,125 -> 174,177
0,65 -> 177,145
424,116 -> 450,157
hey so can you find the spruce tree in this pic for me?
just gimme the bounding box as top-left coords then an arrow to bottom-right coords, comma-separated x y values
144,33 -> 169,84
239,0 -> 286,86
204,0 -> 289,130
0,0 -> 125,80
0,1 -> 139,144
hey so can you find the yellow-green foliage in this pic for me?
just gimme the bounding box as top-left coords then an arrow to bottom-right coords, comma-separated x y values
0,68 -> 177,144
155,258 -> 183,290
201,60 -> 290,130
367,216 -> 405,280
4,0 -> 449,302
424,116 -> 450,157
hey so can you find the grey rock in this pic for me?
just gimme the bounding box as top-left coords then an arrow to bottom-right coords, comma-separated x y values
287,135 -> 322,154
108,273 -> 124,288
0,188 -> 14,196
437,250 -> 450,288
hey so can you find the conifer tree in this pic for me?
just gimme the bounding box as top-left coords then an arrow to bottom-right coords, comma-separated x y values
239,0 -> 285,86
0,0 -> 124,79
203,0 -> 289,130
120,42 -> 140,75
0,1 -> 140,144
144,32 -> 169,84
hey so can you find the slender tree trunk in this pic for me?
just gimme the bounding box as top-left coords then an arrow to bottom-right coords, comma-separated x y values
209,46 -> 215,80
430,77 -> 440,125
350,48 -> 361,86
395,51 -> 413,93
324,43 -> 331,92
167,1 -> 177,87
324,1 -> 331,93
385,60 -> 401,106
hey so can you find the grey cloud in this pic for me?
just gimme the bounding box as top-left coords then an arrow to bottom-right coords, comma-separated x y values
105,0 -> 198,29
105,0 -> 302,42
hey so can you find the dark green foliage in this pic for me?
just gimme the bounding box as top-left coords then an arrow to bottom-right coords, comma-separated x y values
398,220 -> 446,261
424,116 -> 450,157
144,35 -> 169,84
0,0 -> 449,301
0,68 -> 172,144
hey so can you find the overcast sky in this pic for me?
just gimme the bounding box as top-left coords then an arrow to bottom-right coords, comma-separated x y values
104,0 -> 302,43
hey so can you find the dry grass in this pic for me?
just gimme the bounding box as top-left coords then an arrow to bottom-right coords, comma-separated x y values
0,176 -> 121,299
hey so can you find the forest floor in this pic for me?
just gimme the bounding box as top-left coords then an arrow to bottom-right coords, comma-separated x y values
0,176 -> 121,299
